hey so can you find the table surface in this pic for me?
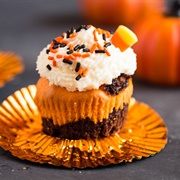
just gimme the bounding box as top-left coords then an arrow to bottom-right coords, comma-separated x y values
0,1 -> 179,180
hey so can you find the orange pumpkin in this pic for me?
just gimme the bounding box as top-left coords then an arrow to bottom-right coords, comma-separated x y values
133,1 -> 180,86
79,0 -> 165,26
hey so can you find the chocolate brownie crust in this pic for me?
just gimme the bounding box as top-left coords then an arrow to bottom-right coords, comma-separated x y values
42,104 -> 128,140
103,74 -> 130,95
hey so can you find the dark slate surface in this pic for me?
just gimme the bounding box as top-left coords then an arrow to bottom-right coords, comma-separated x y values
0,1 -> 179,180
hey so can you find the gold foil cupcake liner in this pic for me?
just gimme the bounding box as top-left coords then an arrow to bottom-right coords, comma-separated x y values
0,51 -> 24,87
0,85 -> 167,168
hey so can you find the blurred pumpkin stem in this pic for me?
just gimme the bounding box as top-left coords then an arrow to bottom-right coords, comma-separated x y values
166,0 -> 180,17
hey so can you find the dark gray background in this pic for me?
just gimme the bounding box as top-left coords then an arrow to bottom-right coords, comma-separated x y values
0,1 -> 179,180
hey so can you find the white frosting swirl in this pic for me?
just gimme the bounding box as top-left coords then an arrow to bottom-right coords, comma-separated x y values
36,25 -> 137,92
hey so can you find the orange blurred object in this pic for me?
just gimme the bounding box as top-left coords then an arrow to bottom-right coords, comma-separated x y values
133,2 -> 180,86
0,51 -> 24,87
79,0 -> 165,26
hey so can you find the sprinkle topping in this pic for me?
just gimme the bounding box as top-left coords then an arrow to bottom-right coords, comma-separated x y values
46,49 -> 50,54
104,42 -> 111,48
46,64 -> 52,71
46,25 -> 114,81
67,50 -> 73,54
63,59 -> 73,65
75,74 -> 82,81
102,33 -> 106,41
83,48 -> 90,52
95,50 -> 106,53
75,62 -> 81,72
74,44 -> 80,51
59,43 -> 67,48
37,25 -> 137,91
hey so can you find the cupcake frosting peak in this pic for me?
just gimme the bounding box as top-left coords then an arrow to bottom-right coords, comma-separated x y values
36,25 -> 137,92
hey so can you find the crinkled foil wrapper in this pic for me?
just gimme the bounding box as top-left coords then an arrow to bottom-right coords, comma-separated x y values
0,51 -> 24,87
0,85 -> 167,168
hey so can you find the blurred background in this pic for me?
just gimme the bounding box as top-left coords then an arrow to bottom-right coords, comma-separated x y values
0,0 -> 179,179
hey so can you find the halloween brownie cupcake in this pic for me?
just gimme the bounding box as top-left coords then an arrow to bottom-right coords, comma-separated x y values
35,25 -> 137,140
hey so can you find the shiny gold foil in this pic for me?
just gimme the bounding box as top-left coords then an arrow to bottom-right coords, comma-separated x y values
0,51 -> 23,87
0,85 -> 167,168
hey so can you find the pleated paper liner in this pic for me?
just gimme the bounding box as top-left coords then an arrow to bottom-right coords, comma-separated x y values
0,85 -> 167,168
0,51 -> 24,87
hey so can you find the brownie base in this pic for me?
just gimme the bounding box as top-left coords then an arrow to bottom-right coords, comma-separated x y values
103,74 -> 130,96
42,104 -> 128,140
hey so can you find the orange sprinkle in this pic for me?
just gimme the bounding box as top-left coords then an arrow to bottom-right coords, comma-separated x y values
90,43 -> 97,53
97,42 -> 103,50
96,28 -> 100,34
49,44 -> 54,49
70,33 -> 76,38
82,53 -> 90,58
60,40 -> 68,44
105,30 -> 111,38
93,29 -> 98,41
69,54 -> 76,60
97,28 -> 103,34
56,54 -> 63,59
68,44 -> 74,50
72,52 -> 81,57
48,56 -> 54,60
52,60 -> 57,67
104,48 -> 111,56
64,55 -> 70,59
82,68 -> 88,77
55,36 -> 63,43
50,49 -> 58,53
78,67 -> 83,75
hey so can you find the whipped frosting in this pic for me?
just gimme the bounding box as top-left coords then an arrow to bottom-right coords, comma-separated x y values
36,25 -> 137,92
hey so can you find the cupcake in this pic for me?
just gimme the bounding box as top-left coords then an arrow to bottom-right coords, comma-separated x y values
35,25 -> 137,140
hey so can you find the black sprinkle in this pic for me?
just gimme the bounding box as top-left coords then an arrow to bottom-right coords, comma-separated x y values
95,50 -> 106,53
83,25 -> 88,30
75,62 -> 81,72
83,48 -> 90,52
63,59 -> 73,65
66,30 -> 70,38
76,25 -> 89,33
60,43 -> 67,47
70,27 -> 75,34
79,44 -> 85,49
76,25 -> 84,32
46,49 -> 50,54
102,33 -> 106,41
46,64 -> 52,71
76,26 -> 81,33
67,50 -> 73,54
74,44 -> 80,51
104,42 -> 111,48
53,39 -> 58,45
75,74 -> 82,81
52,44 -> 59,49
